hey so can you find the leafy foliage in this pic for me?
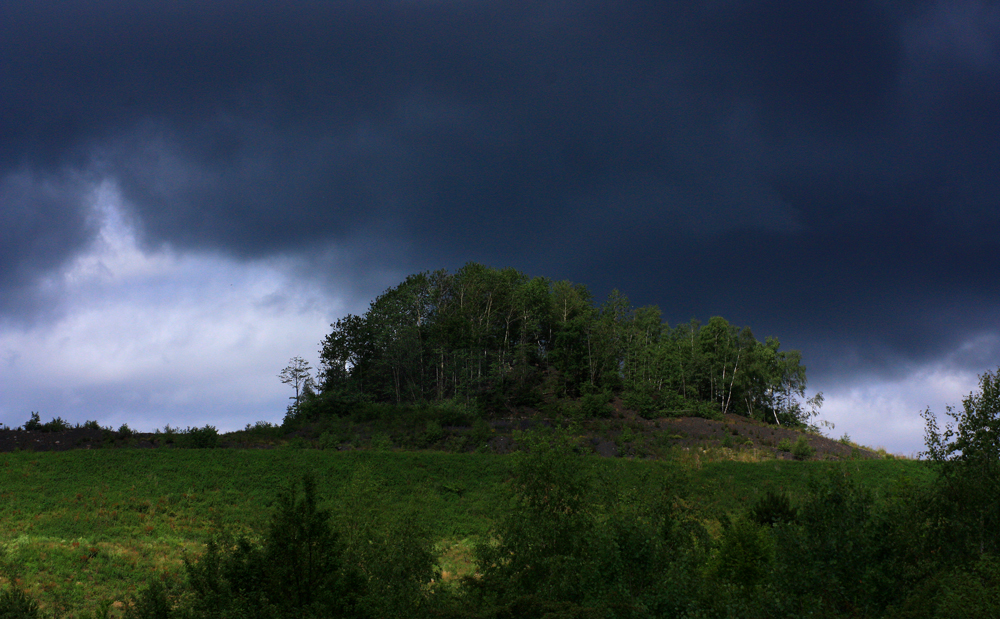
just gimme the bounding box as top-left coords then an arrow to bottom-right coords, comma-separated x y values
279,357 -> 314,418
474,428 -> 599,603
313,263 -> 816,425
0,585 -> 40,619
127,474 -> 365,619
332,464 -> 438,617
770,470 -> 914,617
749,490 -> 798,526
0,445 -> 967,619
467,427 -> 705,617
710,517 -> 775,588
22,412 -> 71,433
921,367 -> 1000,561
790,436 -> 815,460
181,425 -> 220,449
889,553 -> 1000,619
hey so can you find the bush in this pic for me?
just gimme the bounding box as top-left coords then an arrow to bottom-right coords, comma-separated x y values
623,389 -> 658,419
128,474 -> 364,619
259,475 -> 363,616
22,412 -> 70,433
580,389 -> 614,419
242,421 -> 282,438
474,427 -> 599,603
184,425 -> 220,449
420,420 -> 445,447
468,426 -> 704,615
770,470 -> 910,616
0,585 -> 40,618
158,425 -> 177,445
776,437 -> 792,452
370,432 -> 392,452
891,553 -> 1000,618
123,580 -> 173,619
468,418 -> 492,450
749,490 -> 797,527
430,398 -> 478,427
316,431 -> 341,450
22,413 -> 42,432
791,436 -> 814,460
922,367 -> 1000,560
333,464 -> 438,618
710,517 -> 775,588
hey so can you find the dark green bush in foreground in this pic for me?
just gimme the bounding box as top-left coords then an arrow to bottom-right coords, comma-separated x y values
0,585 -> 40,619
464,427 -> 705,618
126,475 -> 366,619
749,489 -> 797,527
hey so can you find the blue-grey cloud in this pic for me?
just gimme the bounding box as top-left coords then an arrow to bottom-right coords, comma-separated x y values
2,0 -> 999,393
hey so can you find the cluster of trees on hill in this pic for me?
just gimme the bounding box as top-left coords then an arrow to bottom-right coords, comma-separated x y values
310,263 -> 819,425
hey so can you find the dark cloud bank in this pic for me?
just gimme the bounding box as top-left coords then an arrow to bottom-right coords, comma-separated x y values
3,0 -> 1000,385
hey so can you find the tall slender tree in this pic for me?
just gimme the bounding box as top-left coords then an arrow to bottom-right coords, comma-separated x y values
279,357 -> 313,412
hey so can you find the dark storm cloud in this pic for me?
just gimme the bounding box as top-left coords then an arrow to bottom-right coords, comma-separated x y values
0,168 -> 96,318
3,0 -> 1000,379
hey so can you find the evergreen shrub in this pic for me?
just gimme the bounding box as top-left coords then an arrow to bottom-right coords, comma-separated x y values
710,517 -> 775,588
126,474 -> 365,619
0,585 -> 40,619
791,437 -> 814,460
580,389 -> 614,419
181,425 -> 219,449
749,490 -> 797,527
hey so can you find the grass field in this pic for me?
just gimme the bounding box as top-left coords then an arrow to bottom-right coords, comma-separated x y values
0,448 -> 934,617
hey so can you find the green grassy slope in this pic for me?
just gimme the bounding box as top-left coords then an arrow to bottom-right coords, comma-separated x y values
0,449 -> 932,617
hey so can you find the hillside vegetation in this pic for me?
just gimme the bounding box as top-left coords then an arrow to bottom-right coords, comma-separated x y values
303,263 -> 819,427
0,446 -> 931,618
3,266 -> 999,617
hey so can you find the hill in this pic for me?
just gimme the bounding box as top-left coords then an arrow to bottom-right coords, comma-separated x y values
0,405 -> 881,463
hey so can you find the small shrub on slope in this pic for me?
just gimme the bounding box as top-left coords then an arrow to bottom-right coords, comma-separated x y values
0,585 -> 40,619
710,517 -> 775,589
791,436 -> 814,460
749,490 -> 797,527
127,474 -> 364,619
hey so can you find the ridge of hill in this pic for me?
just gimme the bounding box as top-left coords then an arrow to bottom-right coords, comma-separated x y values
0,403 -> 888,461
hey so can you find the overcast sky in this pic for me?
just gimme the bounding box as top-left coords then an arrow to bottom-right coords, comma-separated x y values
2,0 -> 999,454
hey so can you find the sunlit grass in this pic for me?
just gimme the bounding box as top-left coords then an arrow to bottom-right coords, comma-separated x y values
433,537 -> 478,586
0,535 -> 198,617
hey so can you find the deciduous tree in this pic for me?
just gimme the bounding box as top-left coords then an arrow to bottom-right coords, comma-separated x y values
279,357 -> 313,412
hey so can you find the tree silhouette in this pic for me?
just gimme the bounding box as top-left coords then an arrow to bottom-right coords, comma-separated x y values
279,357 -> 313,412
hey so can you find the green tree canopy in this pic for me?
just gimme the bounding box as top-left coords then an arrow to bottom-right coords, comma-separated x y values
310,263 -> 814,424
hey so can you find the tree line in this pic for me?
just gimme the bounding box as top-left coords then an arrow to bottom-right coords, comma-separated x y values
309,263 -> 819,425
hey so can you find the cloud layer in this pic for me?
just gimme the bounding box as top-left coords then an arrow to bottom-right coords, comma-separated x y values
2,1 -> 999,451
1,182 -> 339,431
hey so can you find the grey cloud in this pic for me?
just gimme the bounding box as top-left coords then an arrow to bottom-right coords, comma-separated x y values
2,0 -> 1000,384
0,169 -> 97,317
